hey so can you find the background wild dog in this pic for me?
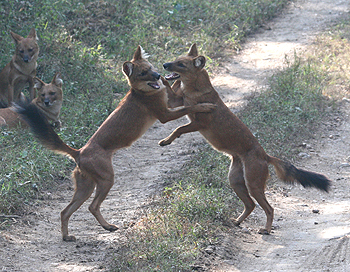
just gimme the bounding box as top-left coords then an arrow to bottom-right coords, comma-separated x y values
33,72 -> 63,129
160,43 -> 331,234
0,28 -> 39,106
17,46 -> 216,241
0,73 -> 63,129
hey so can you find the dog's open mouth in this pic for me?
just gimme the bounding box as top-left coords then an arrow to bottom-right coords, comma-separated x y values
165,73 -> 180,81
147,82 -> 160,89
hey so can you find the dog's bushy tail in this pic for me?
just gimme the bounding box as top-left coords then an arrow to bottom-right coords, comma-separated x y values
268,155 -> 331,192
15,102 -> 79,161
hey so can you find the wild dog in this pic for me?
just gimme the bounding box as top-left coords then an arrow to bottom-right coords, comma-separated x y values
17,46 -> 216,241
0,73 -> 63,129
0,28 -> 39,106
160,43 -> 331,234
33,72 -> 63,129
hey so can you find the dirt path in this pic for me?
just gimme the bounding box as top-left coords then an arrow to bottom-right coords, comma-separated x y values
1,0 -> 349,271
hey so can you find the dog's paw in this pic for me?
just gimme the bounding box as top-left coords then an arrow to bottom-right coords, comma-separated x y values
158,139 -> 172,146
63,235 -> 77,242
258,228 -> 271,235
232,219 -> 241,227
103,224 -> 119,232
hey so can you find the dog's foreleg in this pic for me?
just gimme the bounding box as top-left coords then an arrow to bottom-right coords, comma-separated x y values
28,77 -> 35,100
158,103 -> 216,124
7,85 -> 14,105
158,121 -> 203,146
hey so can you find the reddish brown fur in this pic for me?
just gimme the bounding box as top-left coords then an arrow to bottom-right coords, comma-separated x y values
160,43 -> 331,234
18,46 -> 216,241
0,28 -> 39,106
0,73 -> 63,129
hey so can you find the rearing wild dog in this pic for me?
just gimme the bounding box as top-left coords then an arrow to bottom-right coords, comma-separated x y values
160,43 -> 331,234
17,46 -> 216,241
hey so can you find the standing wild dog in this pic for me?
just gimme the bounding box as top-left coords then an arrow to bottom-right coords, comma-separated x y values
0,28 -> 39,106
0,73 -> 63,129
17,46 -> 216,241
160,43 -> 331,234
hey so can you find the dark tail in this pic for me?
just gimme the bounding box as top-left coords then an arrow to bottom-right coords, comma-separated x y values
268,156 -> 331,192
15,102 -> 79,161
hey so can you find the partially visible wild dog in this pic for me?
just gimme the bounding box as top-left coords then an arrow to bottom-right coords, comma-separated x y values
0,28 -> 39,106
33,72 -> 63,129
17,46 -> 216,241
160,43 -> 331,234
0,73 -> 63,129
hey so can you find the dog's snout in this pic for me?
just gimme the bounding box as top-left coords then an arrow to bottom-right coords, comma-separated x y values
23,56 -> 29,62
163,63 -> 170,70
44,99 -> 50,106
152,72 -> 160,80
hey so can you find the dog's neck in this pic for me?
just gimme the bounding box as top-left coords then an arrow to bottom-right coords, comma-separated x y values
12,56 -> 37,76
34,100 -> 61,122
182,69 -> 213,95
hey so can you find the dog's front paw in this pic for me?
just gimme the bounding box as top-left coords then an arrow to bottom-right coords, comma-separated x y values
158,138 -> 172,146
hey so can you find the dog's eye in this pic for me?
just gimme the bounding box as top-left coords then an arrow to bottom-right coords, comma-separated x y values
20,50 -> 24,54
139,71 -> 147,76
41,94 -> 45,97
50,92 -> 56,96
178,63 -> 186,68
28,48 -> 33,52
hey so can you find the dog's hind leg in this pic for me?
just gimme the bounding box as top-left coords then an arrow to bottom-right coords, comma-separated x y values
229,157 -> 256,226
88,174 -> 118,232
244,158 -> 274,234
61,167 -> 95,241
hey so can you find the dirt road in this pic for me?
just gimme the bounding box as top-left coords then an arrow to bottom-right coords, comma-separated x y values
1,0 -> 349,271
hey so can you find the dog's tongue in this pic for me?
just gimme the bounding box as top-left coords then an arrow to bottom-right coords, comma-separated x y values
148,82 -> 160,89
165,72 -> 180,80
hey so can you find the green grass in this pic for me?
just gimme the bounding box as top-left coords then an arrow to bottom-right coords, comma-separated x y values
239,54 -> 330,158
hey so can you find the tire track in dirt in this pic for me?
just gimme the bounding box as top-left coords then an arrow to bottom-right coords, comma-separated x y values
0,0 -> 349,271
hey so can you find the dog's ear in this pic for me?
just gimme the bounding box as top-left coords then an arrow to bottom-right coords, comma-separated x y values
133,45 -> 142,60
122,61 -> 134,77
34,77 -> 45,90
52,72 -> 63,87
193,56 -> 205,70
11,31 -> 24,44
27,28 -> 38,40
188,43 -> 198,57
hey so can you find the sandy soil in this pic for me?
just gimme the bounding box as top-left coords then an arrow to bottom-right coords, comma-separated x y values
1,0 -> 350,271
